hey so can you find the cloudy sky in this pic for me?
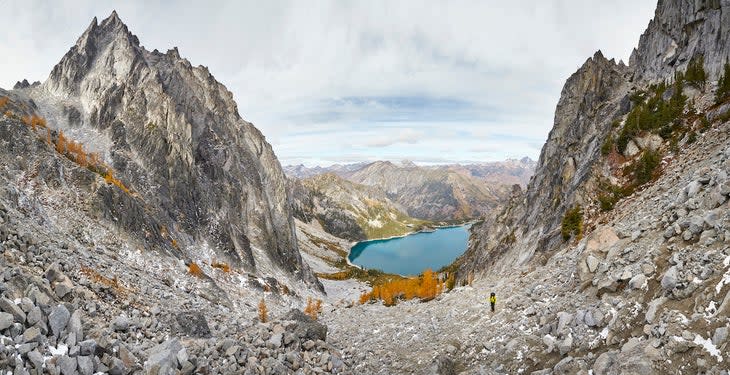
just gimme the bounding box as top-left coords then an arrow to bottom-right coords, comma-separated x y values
0,0 -> 657,166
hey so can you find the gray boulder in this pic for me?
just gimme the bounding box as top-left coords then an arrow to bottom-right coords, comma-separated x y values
586,255 -> 600,273
0,297 -> 26,323
144,338 -> 183,373
283,309 -> 328,341
57,355 -> 77,375
49,305 -> 71,337
0,312 -> 13,330
628,274 -> 647,290
174,311 -> 211,338
713,326 -> 727,346
112,314 -> 129,332
661,267 -> 678,290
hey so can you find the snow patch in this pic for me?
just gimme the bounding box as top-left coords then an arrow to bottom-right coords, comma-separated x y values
716,269 -> 730,295
49,344 -> 68,356
599,327 -> 609,340
693,334 -> 723,362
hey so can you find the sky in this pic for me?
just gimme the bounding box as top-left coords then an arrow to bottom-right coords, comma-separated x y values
0,0 -> 657,166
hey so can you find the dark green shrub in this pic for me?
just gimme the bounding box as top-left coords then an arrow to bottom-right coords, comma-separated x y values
687,131 -> 697,144
617,79 -> 685,153
684,55 -> 706,90
632,150 -> 662,185
596,181 -> 633,212
561,205 -> 583,241
601,136 -> 614,156
717,61 -> 730,104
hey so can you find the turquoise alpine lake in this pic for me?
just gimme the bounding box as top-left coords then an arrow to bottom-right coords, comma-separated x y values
348,225 -> 471,276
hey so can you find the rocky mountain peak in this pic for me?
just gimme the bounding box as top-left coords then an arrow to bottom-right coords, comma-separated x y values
44,11 -> 143,97
28,12 -> 320,289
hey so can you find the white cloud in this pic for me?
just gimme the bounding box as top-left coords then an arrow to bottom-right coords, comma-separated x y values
0,0 -> 657,165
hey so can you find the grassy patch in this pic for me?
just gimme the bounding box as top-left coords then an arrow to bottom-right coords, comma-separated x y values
561,205 -> 583,241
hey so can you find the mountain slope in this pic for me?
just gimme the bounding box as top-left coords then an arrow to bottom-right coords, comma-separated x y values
13,12 -> 317,287
290,173 -> 430,241
344,161 -> 511,221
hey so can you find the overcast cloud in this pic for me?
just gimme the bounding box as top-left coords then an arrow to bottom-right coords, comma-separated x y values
0,0 -> 657,166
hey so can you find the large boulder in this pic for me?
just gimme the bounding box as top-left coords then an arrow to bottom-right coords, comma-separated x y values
585,227 -> 619,253
283,309 -> 328,341
49,305 -> 71,337
144,338 -> 183,374
173,311 -> 211,338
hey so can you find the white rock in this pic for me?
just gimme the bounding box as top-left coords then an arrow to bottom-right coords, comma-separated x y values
661,267 -> 678,290
586,256 -> 600,273
624,140 -> 641,157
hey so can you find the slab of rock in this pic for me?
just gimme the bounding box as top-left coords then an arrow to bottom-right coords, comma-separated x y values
557,312 -> 573,334
49,305 -> 71,337
174,311 -> 211,338
645,297 -> 667,323
586,256 -> 600,273
629,274 -> 647,290
23,327 -> 42,343
58,355 -> 77,375
79,339 -> 97,356
0,312 -> 13,330
112,314 -> 129,332
713,326 -> 727,345
0,297 -> 26,323
77,356 -> 94,375
144,338 -> 183,373
586,227 -> 619,253
558,335 -> 573,356
283,309 -> 328,341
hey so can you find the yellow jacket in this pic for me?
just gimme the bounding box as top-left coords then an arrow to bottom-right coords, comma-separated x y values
489,295 -> 496,304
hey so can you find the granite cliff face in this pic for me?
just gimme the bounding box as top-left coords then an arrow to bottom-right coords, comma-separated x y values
460,0 -> 730,276
459,52 -> 633,273
17,12 -> 318,287
630,0 -> 730,82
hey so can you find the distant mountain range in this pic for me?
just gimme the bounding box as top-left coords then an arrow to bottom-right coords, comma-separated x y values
285,158 -> 535,185
285,158 -> 536,222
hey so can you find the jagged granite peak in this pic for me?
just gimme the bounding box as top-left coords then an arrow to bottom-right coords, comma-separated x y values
630,0 -> 730,82
525,51 -> 629,226
30,12 -> 320,289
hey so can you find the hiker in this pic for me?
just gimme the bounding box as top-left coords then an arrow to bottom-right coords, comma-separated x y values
489,292 -> 496,312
